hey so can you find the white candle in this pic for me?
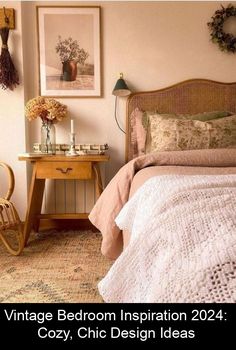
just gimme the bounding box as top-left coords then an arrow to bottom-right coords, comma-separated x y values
71,119 -> 74,134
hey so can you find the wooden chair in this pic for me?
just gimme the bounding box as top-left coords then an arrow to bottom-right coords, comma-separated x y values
0,162 -> 24,255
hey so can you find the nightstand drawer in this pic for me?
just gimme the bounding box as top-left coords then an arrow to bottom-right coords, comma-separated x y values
36,161 -> 92,179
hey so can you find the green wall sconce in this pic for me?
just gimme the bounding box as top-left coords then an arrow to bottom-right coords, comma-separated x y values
112,73 -> 131,133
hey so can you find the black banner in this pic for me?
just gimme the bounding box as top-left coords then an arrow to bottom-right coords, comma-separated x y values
0,303 -> 234,345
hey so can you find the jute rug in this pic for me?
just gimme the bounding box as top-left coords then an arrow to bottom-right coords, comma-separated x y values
0,230 -> 112,303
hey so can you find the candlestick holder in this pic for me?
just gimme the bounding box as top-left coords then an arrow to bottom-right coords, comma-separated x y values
66,132 -> 78,156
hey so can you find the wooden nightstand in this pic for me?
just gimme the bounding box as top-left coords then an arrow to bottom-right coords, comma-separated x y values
19,154 -> 109,245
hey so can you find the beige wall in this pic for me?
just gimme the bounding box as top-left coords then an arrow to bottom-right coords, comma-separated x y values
2,1 -> 236,216
0,1 -> 27,219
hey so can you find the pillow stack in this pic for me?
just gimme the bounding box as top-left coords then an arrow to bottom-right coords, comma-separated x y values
130,108 -> 235,156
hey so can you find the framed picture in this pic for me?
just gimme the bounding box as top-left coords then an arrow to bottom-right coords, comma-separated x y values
37,6 -> 101,97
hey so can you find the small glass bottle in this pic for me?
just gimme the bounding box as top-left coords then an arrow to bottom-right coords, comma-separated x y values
41,120 -> 56,154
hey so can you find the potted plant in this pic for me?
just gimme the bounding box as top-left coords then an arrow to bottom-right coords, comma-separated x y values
55,36 -> 89,81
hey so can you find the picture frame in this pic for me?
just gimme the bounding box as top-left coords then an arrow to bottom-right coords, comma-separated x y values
37,6 -> 101,97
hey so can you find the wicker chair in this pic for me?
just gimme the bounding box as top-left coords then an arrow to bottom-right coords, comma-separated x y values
0,162 -> 24,255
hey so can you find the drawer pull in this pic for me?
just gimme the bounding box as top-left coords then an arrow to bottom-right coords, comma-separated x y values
56,167 -> 73,174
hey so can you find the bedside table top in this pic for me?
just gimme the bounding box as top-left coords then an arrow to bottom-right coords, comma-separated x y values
18,154 -> 110,162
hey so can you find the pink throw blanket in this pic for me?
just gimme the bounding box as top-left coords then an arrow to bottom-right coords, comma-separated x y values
89,148 -> 236,259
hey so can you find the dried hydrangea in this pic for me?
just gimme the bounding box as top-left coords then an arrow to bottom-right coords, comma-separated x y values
25,96 -> 67,123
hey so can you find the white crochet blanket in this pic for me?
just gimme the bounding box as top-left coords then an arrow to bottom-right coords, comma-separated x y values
98,175 -> 236,302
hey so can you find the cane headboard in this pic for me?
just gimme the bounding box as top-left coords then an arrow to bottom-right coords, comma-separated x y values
126,79 -> 236,162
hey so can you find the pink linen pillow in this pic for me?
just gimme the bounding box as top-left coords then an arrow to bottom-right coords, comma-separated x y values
130,108 -> 147,158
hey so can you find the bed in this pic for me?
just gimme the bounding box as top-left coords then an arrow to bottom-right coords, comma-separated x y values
89,79 -> 236,302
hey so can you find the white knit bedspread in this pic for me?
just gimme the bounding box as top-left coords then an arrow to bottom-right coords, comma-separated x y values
98,175 -> 236,302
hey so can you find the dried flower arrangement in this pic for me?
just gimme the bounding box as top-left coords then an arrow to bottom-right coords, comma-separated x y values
25,96 -> 67,123
0,26 -> 19,90
55,36 -> 89,64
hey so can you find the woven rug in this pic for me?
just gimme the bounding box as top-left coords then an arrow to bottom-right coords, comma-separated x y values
0,230 -> 112,303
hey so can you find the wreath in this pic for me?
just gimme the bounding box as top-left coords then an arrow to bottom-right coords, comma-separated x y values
208,4 -> 236,53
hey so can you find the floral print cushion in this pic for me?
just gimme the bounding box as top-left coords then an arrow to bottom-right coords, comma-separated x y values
130,109 -> 232,158
149,114 -> 236,152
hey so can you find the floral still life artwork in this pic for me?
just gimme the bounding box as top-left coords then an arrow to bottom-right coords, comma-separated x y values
37,7 -> 101,97
55,36 -> 89,82
25,96 -> 67,153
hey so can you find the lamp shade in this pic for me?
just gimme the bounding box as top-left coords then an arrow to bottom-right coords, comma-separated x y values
112,73 -> 131,97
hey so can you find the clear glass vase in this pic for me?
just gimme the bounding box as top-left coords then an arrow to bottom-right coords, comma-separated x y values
41,121 -> 56,154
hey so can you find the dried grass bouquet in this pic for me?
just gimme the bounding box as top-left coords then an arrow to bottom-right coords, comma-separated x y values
25,96 -> 67,123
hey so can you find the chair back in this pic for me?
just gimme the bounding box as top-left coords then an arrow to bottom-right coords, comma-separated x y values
0,162 -> 15,200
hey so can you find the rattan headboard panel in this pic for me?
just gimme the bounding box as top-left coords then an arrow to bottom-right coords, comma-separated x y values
126,79 -> 236,162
